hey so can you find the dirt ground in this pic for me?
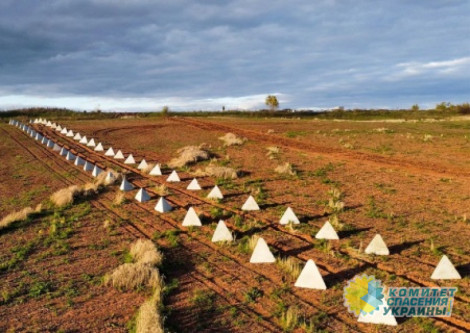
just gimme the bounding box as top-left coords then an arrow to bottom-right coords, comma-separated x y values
1,115 -> 469,332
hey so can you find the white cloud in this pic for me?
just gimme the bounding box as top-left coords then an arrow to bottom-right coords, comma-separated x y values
390,57 -> 470,80
0,93 -> 289,111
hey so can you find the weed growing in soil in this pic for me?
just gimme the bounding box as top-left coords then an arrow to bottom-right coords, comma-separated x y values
153,229 -> 181,248
279,307 -> 300,332
277,257 -> 301,279
244,287 -> 263,303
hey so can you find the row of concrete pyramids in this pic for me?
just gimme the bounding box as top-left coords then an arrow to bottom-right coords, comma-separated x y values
16,119 -> 464,281
16,119 -> 463,326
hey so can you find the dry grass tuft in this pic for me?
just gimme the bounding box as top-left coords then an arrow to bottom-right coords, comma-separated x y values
277,257 -> 302,279
266,146 -> 280,159
267,129 -> 275,134
0,207 -> 35,230
168,145 -> 210,168
280,307 -> 300,331
50,185 -> 80,207
248,234 -> 260,251
142,163 -> 155,174
136,295 -> 164,333
50,183 -> 100,207
219,132 -> 246,146
113,191 -> 126,206
107,239 -> 164,291
130,239 -> 163,266
106,263 -> 161,290
275,162 -> 296,176
194,164 -> 238,179
154,184 -> 169,196
107,239 -> 165,332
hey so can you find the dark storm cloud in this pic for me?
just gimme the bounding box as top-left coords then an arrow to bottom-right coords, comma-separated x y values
0,0 -> 469,110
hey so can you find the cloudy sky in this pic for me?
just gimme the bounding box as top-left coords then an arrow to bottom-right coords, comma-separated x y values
0,0 -> 469,111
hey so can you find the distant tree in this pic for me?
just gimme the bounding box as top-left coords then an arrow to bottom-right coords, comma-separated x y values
456,103 -> 470,114
435,102 -> 455,112
161,105 -> 169,117
265,95 -> 279,111
411,104 -> 420,111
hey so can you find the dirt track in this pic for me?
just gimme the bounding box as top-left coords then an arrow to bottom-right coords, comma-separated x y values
172,117 -> 470,179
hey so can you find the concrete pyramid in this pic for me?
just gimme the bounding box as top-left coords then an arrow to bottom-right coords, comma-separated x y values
358,302 -> 397,326
79,136 -> 88,144
280,207 -> 300,225
87,138 -> 96,147
124,154 -> 136,164
167,170 -> 180,182
73,132 -> 82,141
56,125 -> 62,132
104,171 -> 116,185
431,255 -> 461,280
187,178 -> 201,190
94,142 -> 104,151
74,156 -> 85,166
365,234 -> 390,255
60,147 -> 69,156
315,221 -> 339,240
250,238 -> 276,263
242,195 -> 260,211
60,127 -> 67,134
211,220 -> 233,242
137,159 -> 148,170
83,161 -> 94,172
114,150 -> 125,159
182,207 -> 202,227
149,164 -> 162,176
135,188 -> 151,202
52,123 -> 58,129
92,165 -> 103,177
154,197 -> 172,213
66,130 -> 74,137
120,177 -> 134,191
207,185 -> 223,200
65,151 -> 76,161
294,259 -> 326,289
46,121 -> 52,127
105,147 -> 115,156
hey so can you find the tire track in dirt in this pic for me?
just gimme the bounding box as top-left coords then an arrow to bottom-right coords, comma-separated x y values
171,117 -> 470,179
31,125 -> 470,332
